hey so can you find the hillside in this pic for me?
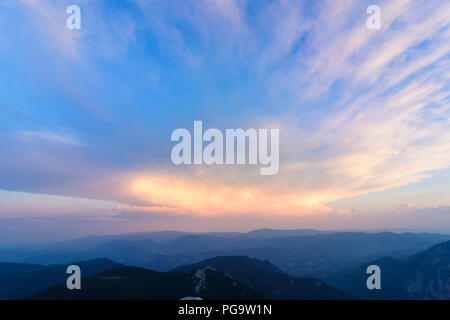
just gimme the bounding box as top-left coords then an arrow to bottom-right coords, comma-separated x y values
0,261 -> 42,278
327,240 -> 450,299
29,266 -> 265,300
0,258 -> 121,299
173,256 -> 352,299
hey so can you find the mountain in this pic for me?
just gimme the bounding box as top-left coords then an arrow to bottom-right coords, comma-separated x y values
327,240 -> 450,299
38,229 -> 330,250
173,256 -> 351,299
0,258 -> 121,299
157,232 -> 450,277
173,256 -> 285,275
8,231 -> 450,278
0,261 -> 42,278
21,229 -> 327,252
29,266 -> 265,300
244,228 -> 330,239
44,231 -> 191,250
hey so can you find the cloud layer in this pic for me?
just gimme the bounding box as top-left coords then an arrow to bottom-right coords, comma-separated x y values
0,0 -> 449,223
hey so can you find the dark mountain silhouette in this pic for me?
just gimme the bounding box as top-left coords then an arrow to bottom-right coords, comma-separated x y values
173,256 -> 352,299
0,258 -> 121,299
29,266 -> 265,300
327,240 -> 450,299
0,261 -> 42,278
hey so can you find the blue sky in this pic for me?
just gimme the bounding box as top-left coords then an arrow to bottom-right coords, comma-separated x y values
0,0 -> 449,243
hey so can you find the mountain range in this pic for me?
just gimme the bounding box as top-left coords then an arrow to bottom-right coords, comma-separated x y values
2,230 -> 449,278
1,230 -> 450,300
27,256 -> 351,299
29,266 -> 264,300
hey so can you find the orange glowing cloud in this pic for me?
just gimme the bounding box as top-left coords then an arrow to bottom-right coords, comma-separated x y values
124,172 -> 336,216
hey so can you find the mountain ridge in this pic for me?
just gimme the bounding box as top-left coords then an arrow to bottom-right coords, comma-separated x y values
327,240 -> 450,299
0,258 -> 121,299
173,256 -> 352,299
28,265 -> 265,300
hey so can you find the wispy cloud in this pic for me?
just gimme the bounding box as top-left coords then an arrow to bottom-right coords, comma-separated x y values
105,0 -> 449,216
1,0 -> 449,223
17,130 -> 83,146
16,0 -> 82,58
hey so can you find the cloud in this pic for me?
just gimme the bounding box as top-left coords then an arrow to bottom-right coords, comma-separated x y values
124,173 -> 334,216
0,0 -> 449,221
16,0 -> 82,58
16,130 -> 83,146
3,202 -> 450,246
113,0 -> 450,216
13,0 -> 138,60
396,202 -> 414,211
354,1 -> 450,83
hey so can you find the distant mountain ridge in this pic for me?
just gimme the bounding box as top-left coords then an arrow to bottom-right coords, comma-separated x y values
27,229 -> 329,251
2,231 -> 450,278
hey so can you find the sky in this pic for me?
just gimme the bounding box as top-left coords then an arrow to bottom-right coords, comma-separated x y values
0,0 -> 450,244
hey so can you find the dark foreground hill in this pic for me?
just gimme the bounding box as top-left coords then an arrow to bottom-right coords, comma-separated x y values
29,266 -> 265,300
173,256 -> 351,299
0,258 -> 121,299
0,261 -> 42,278
327,240 -> 450,299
